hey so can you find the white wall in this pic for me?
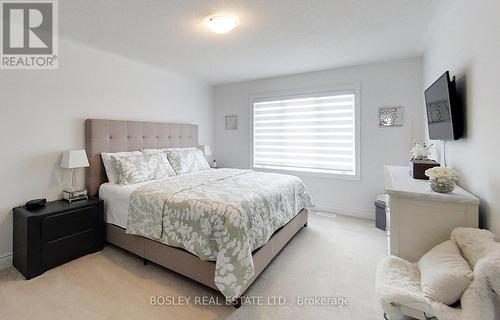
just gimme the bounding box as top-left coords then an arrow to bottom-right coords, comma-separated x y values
423,0 -> 500,234
0,38 -> 213,269
214,58 -> 423,218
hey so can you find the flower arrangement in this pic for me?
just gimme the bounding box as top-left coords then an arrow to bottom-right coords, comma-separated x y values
425,167 -> 459,193
425,167 -> 459,180
410,143 -> 432,160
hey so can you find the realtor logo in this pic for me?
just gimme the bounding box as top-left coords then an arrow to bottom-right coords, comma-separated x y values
1,0 -> 58,69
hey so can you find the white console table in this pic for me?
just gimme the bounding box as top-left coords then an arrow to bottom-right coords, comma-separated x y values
384,166 -> 479,262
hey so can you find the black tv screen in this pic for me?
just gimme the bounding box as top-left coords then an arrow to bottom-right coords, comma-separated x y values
424,71 -> 462,140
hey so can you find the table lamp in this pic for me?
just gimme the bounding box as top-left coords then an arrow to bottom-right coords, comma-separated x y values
60,149 -> 90,202
203,145 -> 216,168
203,145 -> 212,157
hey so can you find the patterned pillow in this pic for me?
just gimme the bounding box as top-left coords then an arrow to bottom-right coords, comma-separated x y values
101,151 -> 142,184
166,148 -> 210,175
111,153 -> 175,185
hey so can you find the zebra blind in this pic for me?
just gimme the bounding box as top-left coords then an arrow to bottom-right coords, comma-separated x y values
253,92 -> 356,175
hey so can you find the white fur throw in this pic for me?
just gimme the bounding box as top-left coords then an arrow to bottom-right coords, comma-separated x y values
377,227 -> 500,320
418,240 -> 473,305
451,227 -> 497,267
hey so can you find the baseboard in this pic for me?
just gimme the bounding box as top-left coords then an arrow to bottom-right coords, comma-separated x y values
312,203 -> 375,220
0,253 -> 12,270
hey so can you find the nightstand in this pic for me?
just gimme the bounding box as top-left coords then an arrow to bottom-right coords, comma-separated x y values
13,198 -> 104,279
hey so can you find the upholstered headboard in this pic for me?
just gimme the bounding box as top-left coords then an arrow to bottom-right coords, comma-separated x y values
85,119 -> 199,196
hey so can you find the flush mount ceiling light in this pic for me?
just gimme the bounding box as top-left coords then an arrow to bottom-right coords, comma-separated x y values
206,16 -> 239,34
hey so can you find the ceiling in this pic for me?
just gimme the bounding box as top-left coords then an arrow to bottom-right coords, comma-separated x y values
60,0 -> 441,84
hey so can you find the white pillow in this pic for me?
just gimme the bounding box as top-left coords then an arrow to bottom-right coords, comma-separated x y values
418,240 -> 474,305
141,148 -> 167,155
141,147 -> 197,155
101,151 -> 141,184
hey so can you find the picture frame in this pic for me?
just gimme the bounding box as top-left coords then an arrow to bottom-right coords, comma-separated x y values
225,115 -> 238,130
378,106 -> 404,127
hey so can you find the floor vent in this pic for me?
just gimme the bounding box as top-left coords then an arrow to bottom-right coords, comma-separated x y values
315,211 -> 337,218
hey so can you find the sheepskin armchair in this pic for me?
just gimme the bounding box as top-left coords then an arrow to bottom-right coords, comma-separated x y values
376,228 -> 500,320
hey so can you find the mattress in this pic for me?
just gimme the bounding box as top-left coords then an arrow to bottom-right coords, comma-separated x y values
99,178 -> 169,228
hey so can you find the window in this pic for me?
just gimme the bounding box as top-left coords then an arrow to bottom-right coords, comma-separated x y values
252,90 -> 358,177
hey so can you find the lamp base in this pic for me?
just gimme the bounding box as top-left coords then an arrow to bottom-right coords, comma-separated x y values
62,189 -> 88,203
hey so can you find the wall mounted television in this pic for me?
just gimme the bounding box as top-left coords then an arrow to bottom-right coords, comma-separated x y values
424,71 -> 463,140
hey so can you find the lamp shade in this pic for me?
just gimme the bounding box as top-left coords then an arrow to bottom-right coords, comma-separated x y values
60,150 -> 90,169
203,145 -> 212,156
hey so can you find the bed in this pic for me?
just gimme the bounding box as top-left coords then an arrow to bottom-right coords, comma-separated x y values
86,119 -> 310,306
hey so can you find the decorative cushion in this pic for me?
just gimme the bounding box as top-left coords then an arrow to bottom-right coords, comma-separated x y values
111,153 -> 175,185
101,151 -> 142,184
165,148 -> 210,175
451,227 -> 497,267
418,240 -> 474,305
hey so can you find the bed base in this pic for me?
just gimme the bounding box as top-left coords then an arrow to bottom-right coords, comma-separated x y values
106,209 -> 308,305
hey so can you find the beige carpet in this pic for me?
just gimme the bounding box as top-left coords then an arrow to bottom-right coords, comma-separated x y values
0,213 -> 387,320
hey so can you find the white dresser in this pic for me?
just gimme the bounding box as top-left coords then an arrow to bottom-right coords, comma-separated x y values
384,166 -> 479,262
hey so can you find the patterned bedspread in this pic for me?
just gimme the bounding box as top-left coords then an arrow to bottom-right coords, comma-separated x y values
126,168 -> 312,299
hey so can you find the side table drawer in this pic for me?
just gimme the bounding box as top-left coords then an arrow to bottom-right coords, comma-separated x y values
42,206 -> 96,242
41,229 -> 96,269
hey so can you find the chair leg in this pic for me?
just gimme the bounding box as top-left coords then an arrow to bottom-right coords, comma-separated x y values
231,297 -> 242,309
383,312 -> 405,320
381,301 -> 405,320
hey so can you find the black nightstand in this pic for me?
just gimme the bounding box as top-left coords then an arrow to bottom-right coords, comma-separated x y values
13,198 -> 104,279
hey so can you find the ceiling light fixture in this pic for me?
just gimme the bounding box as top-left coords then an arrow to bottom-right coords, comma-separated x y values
206,16 -> 239,34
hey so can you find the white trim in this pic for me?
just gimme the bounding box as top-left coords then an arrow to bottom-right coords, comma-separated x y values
312,203 -> 375,220
0,253 -> 13,270
248,84 -> 361,181
253,166 -> 360,181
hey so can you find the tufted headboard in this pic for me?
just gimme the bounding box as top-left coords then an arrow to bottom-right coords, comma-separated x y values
85,119 -> 199,197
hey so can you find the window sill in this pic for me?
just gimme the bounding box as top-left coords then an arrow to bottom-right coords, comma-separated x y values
252,166 -> 360,181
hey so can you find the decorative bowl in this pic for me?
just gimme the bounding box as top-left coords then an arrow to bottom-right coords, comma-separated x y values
430,177 -> 455,193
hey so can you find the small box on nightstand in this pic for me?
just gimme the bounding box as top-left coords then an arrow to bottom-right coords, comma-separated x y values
409,160 -> 440,180
62,189 -> 88,203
